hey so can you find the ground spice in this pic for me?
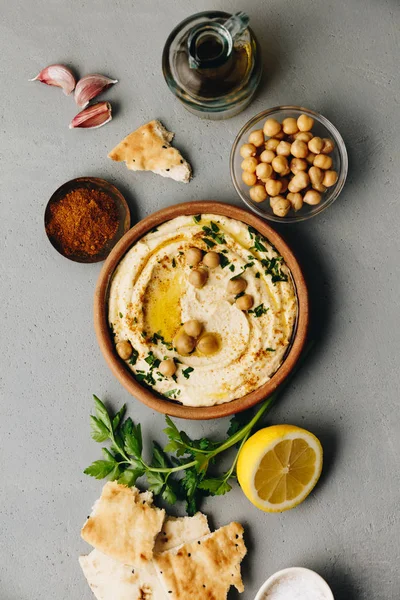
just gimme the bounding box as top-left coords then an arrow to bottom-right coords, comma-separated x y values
46,187 -> 119,257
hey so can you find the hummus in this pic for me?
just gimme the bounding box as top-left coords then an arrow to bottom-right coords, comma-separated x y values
108,214 -> 297,407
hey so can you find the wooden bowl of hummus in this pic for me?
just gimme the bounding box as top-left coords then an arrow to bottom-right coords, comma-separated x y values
94,201 -> 308,420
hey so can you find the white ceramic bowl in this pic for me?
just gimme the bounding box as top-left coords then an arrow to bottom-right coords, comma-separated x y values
254,567 -> 334,600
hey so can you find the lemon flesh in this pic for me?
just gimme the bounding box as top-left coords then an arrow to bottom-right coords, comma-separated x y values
237,425 -> 323,513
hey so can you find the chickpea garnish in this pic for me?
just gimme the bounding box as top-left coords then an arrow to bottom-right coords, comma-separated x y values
197,332 -> 220,356
276,141 -> 292,157
272,155 -> 289,175
322,170 -> 338,187
308,136 -> 324,155
203,251 -> 220,268
183,320 -> 203,338
265,138 -> 280,151
288,171 -> 310,193
297,114 -> 314,132
116,340 -> 133,360
256,162 -> 273,181
293,131 -> 313,142
271,197 -> 291,217
241,156 -> 258,173
287,192 -> 304,212
159,358 -> 177,377
312,181 -> 327,193
174,332 -> 196,355
308,166 -> 324,186
189,268 -> 208,289
248,129 -> 265,147
303,189 -> 322,205
236,294 -> 254,311
263,118 -> 281,137
290,140 -> 309,158
260,149 -> 275,163
242,171 -> 257,186
186,247 -> 203,267
290,158 -> 308,174
282,117 -> 299,135
265,178 -> 283,197
240,143 -> 257,158
227,277 -> 248,295
321,138 -> 335,154
250,184 -> 267,203
314,154 -> 333,170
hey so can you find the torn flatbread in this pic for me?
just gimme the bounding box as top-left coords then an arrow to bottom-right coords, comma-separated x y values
153,521 -> 247,599
80,513 -> 211,600
108,120 -> 192,183
81,482 -> 165,567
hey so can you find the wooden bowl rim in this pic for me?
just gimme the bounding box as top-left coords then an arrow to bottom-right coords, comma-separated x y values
94,201 -> 309,420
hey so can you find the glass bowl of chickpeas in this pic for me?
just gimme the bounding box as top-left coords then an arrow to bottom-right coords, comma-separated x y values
230,106 -> 348,222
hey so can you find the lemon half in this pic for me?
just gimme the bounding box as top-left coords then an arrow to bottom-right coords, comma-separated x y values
237,425 -> 323,513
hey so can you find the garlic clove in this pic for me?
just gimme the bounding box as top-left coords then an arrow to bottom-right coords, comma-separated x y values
29,64 -> 76,95
69,101 -> 112,129
74,74 -> 118,108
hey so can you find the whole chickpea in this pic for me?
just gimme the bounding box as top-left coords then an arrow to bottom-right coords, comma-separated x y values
288,171 -> 310,193
287,192 -> 304,212
241,156 -> 258,173
183,320 -> 203,338
303,190 -> 322,205
174,332 -> 196,356
314,154 -> 333,170
274,130 -> 285,140
272,155 -> 289,175
306,152 -> 316,165
265,138 -> 280,151
248,129 -> 265,147
263,118 -> 282,137
189,268 -> 208,289
276,141 -> 292,157
159,358 -> 177,377
240,143 -> 257,158
227,277 -> 248,295
280,178 -> 289,194
242,171 -> 257,186
312,181 -> 327,193
197,332 -> 220,355
308,137 -> 324,155
186,247 -> 203,267
272,197 -> 291,217
265,178 -> 283,197
250,185 -> 267,203
291,140 -> 309,158
282,117 -> 299,135
322,170 -> 338,187
116,340 -> 133,360
236,294 -> 254,311
256,162 -> 273,181
260,149 -> 276,163
294,131 -> 313,142
297,114 -> 314,132
321,138 -> 335,154
290,158 -> 308,174
308,166 -> 324,186
203,251 -> 220,269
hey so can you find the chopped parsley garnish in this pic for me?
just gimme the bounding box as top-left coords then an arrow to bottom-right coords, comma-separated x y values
211,221 -> 219,233
266,347 -> 276,352
193,214 -> 202,224
172,258 -> 176,268
109,323 -> 115,337
255,272 -> 261,279
144,351 -> 161,369
141,331 -> 147,339
261,257 -> 288,283
150,226 -> 159,233
221,249 -> 228,254
203,238 -> 216,248
151,332 -> 173,351
219,253 -> 230,269
251,235 -> 268,253
230,262 -> 254,280
119,312 -> 123,318
248,225 -> 258,239
182,366 -> 194,379
129,348 -> 139,365
248,304 -> 269,317
229,264 -> 235,272
136,369 -> 156,386
164,389 -> 181,399
202,223 -> 226,245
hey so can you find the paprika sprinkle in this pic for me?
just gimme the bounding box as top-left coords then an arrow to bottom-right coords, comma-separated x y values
46,187 -> 119,257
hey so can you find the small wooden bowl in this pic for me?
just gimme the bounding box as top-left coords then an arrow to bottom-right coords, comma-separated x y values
45,177 -> 130,263
94,201 -> 309,420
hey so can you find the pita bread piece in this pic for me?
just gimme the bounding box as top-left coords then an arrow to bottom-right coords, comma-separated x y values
81,482 -> 165,567
108,120 -> 192,183
153,521 -> 247,600
79,513 -> 211,600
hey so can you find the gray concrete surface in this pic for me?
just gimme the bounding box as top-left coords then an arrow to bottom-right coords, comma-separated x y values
1,0 -> 399,598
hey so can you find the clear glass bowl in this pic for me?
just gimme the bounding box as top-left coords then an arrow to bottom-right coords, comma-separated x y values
230,106 -> 348,223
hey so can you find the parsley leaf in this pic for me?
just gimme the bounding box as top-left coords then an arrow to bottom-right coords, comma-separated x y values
261,257 -> 288,283
164,388 -> 181,399
198,477 -> 232,496
219,253 -> 230,269
203,238 -> 216,248
129,348 -> 139,365
84,459 -> 116,479
182,366 -> 194,379
248,303 -> 269,317
193,214 -> 201,224
266,347 -> 276,352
